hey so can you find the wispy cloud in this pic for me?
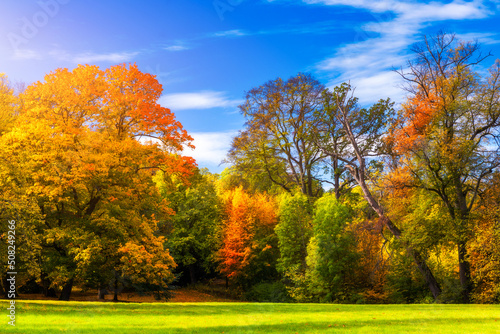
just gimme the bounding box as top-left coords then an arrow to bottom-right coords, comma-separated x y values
211,29 -> 248,38
159,91 -> 243,110
186,131 -> 238,167
49,49 -> 139,64
455,32 -> 500,45
72,51 -> 139,64
304,0 -> 492,103
12,49 -> 42,60
164,45 -> 189,51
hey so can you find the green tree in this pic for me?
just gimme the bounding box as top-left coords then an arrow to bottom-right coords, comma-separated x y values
305,193 -> 359,302
275,192 -> 313,299
156,168 -> 222,285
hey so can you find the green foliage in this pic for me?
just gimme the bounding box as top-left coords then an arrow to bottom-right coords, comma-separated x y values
385,250 -> 432,304
275,192 -> 313,276
305,194 -> 360,302
155,168 -> 222,284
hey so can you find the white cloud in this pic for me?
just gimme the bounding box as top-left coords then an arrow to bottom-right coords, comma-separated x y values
186,131 -> 238,167
159,91 -> 243,110
307,0 -> 491,103
455,32 -> 500,45
337,71 -> 406,105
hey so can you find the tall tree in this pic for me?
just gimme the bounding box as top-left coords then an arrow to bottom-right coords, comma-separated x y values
314,83 -> 442,300
228,73 -> 335,197
275,192 -> 314,299
391,33 -> 500,302
0,64 -> 195,300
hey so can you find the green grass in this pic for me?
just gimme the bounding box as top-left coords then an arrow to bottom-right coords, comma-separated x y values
1,300 -> 499,333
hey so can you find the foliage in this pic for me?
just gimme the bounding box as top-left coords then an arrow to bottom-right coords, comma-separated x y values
227,73 -> 328,197
469,173 -> 500,303
0,73 -> 16,135
274,192 -> 313,300
0,64 -> 195,299
243,281 -> 293,302
155,168 -> 222,285
218,187 -> 279,287
305,193 -> 359,302
390,32 -> 500,302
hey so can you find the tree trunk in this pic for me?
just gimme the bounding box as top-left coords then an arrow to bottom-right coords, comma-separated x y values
98,285 -> 107,300
188,265 -> 197,285
113,273 -> 119,302
458,241 -> 472,303
355,172 -> 442,300
0,276 -> 4,298
58,277 -> 74,301
41,272 -> 58,297
408,248 -> 442,299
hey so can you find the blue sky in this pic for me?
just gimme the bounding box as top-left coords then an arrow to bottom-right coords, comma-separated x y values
1,0 -> 500,173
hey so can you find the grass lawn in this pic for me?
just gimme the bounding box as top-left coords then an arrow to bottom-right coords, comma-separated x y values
1,300 -> 499,333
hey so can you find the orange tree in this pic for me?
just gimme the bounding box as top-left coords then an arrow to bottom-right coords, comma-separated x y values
218,186 -> 279,289
0,64 -> 195,300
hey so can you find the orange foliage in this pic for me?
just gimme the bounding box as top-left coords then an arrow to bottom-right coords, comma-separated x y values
352,218 -> 389,302
388,92 -> 439,154
20,63 -> 196,177
218,187 -> 277,279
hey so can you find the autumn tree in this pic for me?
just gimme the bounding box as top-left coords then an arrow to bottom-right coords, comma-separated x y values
391,33 -> 500,302
228,73 -> 342,197
218,187 -> 279,288
0,64 -> 195,300
468,172 -> 500,303
0,74 -> 15,135
313,83 -> 442,300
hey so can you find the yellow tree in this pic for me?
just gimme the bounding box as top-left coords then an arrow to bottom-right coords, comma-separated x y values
0,64 -> 195,300
0,74 -> 15,135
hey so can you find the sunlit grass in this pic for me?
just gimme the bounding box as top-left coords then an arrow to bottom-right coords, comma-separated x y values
1,300 -> 499,333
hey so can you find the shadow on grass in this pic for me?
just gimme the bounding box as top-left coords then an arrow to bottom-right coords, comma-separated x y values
15,317 -> 500,334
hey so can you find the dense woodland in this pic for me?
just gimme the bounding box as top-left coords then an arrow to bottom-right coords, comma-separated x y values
1,33 -> 499,304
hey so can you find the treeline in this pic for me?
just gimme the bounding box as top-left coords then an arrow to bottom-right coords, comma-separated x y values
1,33 -> 499,303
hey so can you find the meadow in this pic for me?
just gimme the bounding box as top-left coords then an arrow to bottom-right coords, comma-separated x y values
1,300 -> 499,333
